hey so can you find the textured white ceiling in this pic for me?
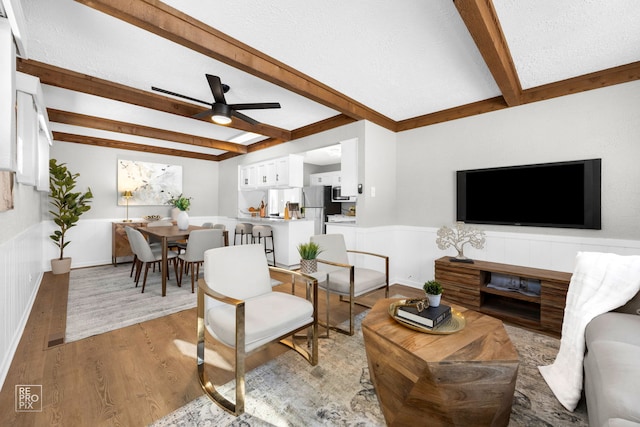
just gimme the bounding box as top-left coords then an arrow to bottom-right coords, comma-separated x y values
13,0 -> 640,158
494,0 -> 640,89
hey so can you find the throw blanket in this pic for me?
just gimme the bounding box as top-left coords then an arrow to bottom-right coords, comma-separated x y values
539,252 -> 640,411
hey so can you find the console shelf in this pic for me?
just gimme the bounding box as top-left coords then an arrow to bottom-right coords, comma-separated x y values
434,256 -> 572,337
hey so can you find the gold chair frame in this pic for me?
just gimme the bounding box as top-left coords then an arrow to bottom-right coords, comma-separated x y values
317,250 -> 389,336
197,267 -> 318,416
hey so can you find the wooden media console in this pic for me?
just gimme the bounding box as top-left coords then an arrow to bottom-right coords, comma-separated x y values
434,256 -> 572,337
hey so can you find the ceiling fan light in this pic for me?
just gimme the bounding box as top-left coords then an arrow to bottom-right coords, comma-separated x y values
211,103 -> 232,125
212,114 -> 232,125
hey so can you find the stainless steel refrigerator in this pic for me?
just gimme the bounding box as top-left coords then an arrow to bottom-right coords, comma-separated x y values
302,186 -> 342,235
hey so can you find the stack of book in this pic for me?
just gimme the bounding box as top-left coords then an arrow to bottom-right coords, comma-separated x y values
396,303 -> 452,329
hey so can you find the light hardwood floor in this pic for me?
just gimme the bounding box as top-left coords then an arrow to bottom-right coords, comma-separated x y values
0,268 -> 421,426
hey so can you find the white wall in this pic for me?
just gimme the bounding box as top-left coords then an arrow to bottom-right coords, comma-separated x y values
50,142 -> 220,220
396,80 -> 640,240
0,183 -> 46,391
358,121 -> 397,227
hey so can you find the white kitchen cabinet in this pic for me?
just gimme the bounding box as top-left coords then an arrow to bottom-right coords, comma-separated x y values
239,164 -> 258,189
309,171 -> 341,187
239,154 -> 303,190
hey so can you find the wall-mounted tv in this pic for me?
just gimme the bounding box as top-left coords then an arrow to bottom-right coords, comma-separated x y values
456,159 -> 601,229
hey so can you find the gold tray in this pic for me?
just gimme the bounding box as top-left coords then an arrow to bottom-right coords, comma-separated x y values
388,299 -> 466,334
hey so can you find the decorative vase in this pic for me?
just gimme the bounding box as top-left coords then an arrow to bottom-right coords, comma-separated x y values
177,210 -> 189,230
51,257 -> 72,275
300,259 -> 317,274
427,293 -> 441,307
171,207 -> 181,221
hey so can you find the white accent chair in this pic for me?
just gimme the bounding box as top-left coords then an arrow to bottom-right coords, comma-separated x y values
197,244 -> 318,416
311,234 -> 389,335
178,228 -> 224,293
128,227 -> 179,293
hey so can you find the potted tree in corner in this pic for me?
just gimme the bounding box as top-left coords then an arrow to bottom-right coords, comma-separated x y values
297,241 -> 322,274
423,280 -> 443,307
49,159 -> 93,275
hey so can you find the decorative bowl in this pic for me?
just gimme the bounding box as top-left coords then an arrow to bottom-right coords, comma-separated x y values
143,215 -> 162,221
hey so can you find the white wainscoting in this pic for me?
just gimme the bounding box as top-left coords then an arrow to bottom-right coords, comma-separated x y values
325,224 -> 640,289
41,217 -> 235,270
0,222 -> 44,390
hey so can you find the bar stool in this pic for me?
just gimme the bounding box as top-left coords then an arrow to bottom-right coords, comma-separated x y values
234,223 -> 254,245
252,225 -> 276,266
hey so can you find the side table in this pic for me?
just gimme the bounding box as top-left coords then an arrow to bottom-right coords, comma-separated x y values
362,298 -> 519,426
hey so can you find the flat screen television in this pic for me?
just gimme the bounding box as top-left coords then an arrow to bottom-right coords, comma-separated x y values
456,159 -> 601,229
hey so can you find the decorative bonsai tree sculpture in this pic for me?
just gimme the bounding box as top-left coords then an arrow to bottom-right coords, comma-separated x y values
297,241 -> 322,274
49,159 -> 93,274
436,221 -> 485,263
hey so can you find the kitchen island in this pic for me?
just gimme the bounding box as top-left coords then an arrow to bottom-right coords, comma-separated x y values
234,217 -> 315,268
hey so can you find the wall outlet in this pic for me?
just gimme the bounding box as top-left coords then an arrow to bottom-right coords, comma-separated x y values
371,186 -> 376,197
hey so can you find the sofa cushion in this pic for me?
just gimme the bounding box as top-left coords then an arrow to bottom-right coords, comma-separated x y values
585,340 -> 640,426
586,312 -> 640,347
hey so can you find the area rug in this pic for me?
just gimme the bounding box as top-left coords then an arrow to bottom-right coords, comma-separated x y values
66,263 -> 196,342
150,313 -> 589,427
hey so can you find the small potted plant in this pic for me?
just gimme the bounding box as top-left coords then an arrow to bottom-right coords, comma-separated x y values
167,193 -> 192,230
423,280 -> 443,307
297,241 -> 322,274
49,159 -> 93,274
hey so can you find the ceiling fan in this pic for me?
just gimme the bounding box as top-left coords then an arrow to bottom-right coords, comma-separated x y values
152,74 -> 281,126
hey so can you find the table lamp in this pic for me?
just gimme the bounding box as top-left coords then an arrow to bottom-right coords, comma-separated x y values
123,190 -> 133,222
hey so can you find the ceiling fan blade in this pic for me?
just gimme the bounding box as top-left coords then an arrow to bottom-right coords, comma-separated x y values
230,102 -> 281,111
151,86 -> 211,106
206,74 -> 227,104
231,109 -> 259,125
192,109 -> 214,119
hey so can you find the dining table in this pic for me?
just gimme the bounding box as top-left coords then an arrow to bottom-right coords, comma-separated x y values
137,225 -> 229,296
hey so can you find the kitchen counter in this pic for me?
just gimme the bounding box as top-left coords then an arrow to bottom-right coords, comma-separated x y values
233,217 -> 314,268
235,216 -> 311,223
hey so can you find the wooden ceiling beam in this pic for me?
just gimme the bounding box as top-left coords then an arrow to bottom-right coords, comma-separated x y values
522,61 -> 640,104
74,0 -> 396,132
47,109 -> 247,154
396,97 -> 507,131
17,58 -> 291,141
292,115 -> 358,141
453,0 -> 522,106
52,132 -> 220,161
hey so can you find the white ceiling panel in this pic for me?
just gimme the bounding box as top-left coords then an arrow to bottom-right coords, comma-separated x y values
9,0 -> 640,159
494,0 -> 640,89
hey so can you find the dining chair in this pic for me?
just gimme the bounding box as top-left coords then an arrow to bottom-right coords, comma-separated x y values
212,223 -> 226,230
178,229 -> 224,292
197,244 -> 318,416
147,218 -> 186,253
201,222 -> 214,228
128,227 -> 179,293
124,225 -> 163,279
310,233 -> 389,336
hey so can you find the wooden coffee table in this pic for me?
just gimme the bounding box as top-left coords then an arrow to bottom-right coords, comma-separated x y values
362,298 -> 519,427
